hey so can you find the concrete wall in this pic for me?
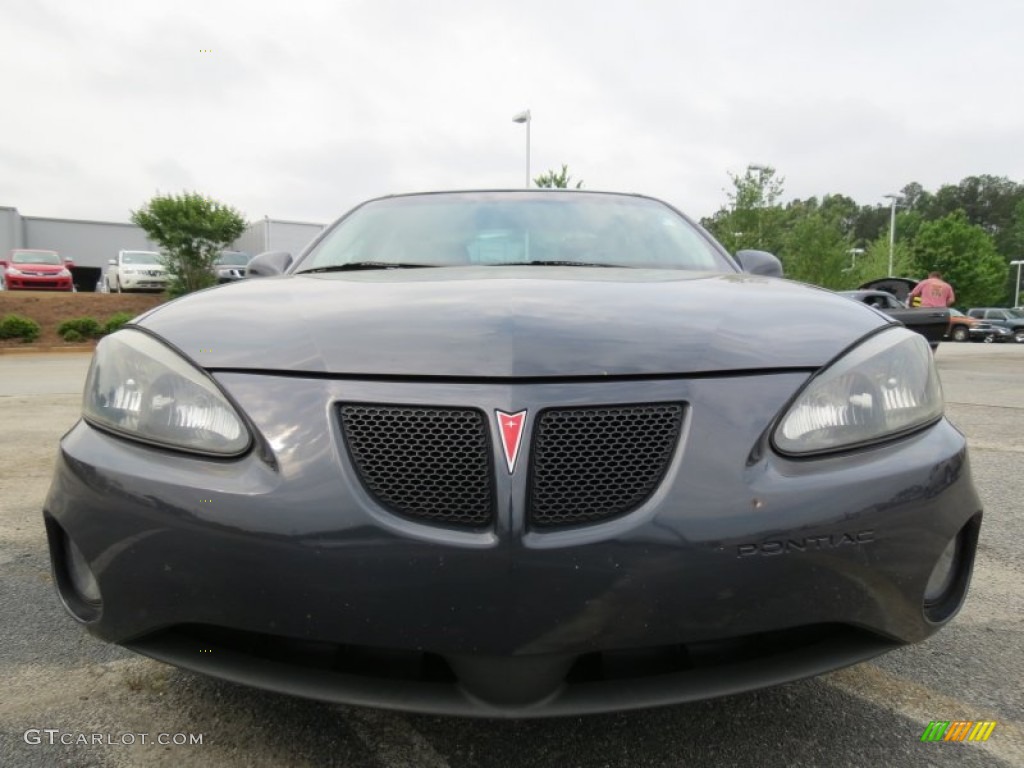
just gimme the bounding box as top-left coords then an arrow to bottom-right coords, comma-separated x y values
264,218 -> 327,257
21,216 -> 159,268
0,207 -> 326,268
234,219 -> 269,256
0,206 -> 22,255
235,217 -> 327,257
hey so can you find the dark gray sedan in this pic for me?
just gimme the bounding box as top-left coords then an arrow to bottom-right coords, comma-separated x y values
44,190 -> 981,717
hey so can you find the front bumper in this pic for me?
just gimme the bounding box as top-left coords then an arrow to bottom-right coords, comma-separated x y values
44,372 -> 982,715
118,273 -> 168,291
216,269 -> 247,283
4,274 -> 73,291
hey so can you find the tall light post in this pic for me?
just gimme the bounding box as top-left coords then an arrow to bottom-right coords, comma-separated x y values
512,109 -> 531,188
747,164 -> 769,247
883,193 -> 901,276
1012,259 -> 1024,307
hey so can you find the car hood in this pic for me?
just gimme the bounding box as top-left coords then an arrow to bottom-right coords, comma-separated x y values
136,267 -> 890,377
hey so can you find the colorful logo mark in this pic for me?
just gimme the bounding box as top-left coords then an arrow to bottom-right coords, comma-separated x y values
495,410 -> 526,473
920,721 -> 997,742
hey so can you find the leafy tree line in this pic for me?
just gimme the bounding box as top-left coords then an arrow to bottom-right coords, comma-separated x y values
701,169 -> 1018,307
134,169 -> 1020,306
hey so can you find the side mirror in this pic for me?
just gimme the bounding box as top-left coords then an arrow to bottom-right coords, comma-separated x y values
247,251 -> 293,278
108,259 -> 117,265
735,249 -> 783,278
0,260 -> 8,268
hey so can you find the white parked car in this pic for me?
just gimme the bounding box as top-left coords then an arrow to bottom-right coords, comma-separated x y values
105,251 -> 168,293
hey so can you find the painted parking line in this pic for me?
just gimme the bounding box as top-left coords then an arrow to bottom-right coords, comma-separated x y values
823,664 -> 1023,764
343,707 -> 451,768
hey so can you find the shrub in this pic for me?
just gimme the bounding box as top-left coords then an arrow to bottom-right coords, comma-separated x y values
103,311 -> 135,336
58,317 -> 103,340
61,329 -> 85,342
0,314 -> 42,342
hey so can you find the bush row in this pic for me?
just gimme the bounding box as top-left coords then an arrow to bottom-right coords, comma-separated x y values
0,314 -> 41,342
0,312 -> 135,344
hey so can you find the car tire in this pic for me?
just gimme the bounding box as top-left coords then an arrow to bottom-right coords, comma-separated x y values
1014,330 -> 1024,343
951,326 -> 969,342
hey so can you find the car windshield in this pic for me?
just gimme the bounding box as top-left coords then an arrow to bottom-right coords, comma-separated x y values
296,192 -> 732,273
121,252 -> 161,265
1005,308 -> 1024,319
11,250 -> 60,265
217,252 -> 251,266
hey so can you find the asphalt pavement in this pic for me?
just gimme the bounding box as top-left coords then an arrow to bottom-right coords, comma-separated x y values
0,344 -> 1021,767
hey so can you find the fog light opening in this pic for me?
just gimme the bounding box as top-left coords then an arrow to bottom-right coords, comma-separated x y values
923,536 -> 960,605
64,536 -> 102,606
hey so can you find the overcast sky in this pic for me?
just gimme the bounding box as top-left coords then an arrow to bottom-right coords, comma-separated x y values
3,0 -> 1023,225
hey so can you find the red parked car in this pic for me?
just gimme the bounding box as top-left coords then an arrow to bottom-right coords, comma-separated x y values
1,249 -> 75,291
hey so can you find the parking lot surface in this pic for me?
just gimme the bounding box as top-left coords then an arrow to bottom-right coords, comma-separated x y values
1,345 -> 1021,767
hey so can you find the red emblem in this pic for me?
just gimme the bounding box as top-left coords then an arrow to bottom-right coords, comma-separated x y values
495,410 -> 527,473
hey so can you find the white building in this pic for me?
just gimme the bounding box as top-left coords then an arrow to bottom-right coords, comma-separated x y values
0,206 -> 325,269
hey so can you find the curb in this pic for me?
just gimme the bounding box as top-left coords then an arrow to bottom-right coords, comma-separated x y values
0,345 -> 96,356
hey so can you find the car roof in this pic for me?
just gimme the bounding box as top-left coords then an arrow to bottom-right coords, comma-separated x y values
372,188 -> 653,200
838,290 -> 892,298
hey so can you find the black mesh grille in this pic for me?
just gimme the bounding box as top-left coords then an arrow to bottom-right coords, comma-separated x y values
528,403 -> 684,528
339,405 -> 494,527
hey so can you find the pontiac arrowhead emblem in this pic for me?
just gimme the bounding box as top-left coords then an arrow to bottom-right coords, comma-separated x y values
495,410 -> 527,473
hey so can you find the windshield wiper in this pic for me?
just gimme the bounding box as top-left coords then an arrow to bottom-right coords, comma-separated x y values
491,260 -> 618,268
297,262 -> 439,274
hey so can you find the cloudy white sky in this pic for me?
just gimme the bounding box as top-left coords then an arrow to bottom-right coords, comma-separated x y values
3,0 -> 1023,225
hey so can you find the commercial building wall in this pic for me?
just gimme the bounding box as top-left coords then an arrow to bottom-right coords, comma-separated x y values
0,207 -> 19,255
0,207 -> 325,268
235,217 -> 326,257
21,217 -> 159,268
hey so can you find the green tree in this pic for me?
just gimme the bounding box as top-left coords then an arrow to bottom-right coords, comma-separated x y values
534,164 -> 583,189
920,175 -> 1024,256
778,211 -> 851,289
131,192 -> 247,296
842,237 -> 914,288
910,211 -> 1008,308
702,164 -> 786,254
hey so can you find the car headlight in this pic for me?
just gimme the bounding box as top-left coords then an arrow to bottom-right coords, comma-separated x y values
57,268 -> 71,277
122,269 -> 137,275
6,267 -> 22,276
774,328 -> 943,455
83,329 -> 250,456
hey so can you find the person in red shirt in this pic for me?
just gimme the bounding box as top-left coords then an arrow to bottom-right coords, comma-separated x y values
908,271 -> 955,308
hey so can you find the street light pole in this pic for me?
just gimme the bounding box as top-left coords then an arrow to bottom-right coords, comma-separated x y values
1011,260 -> 1024,307
883,193 -> 900,276
747,164 -> 769,247
512,110 -> 531,188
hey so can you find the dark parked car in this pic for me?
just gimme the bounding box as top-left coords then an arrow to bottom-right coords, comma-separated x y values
45,190 -> 981,717
214,250 -> 253,283
969,322 -> 1014,343
857,276 -> 920,303
836,290 -> 950,349
946,308 -> 977,342
965,308 -> 1024,343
